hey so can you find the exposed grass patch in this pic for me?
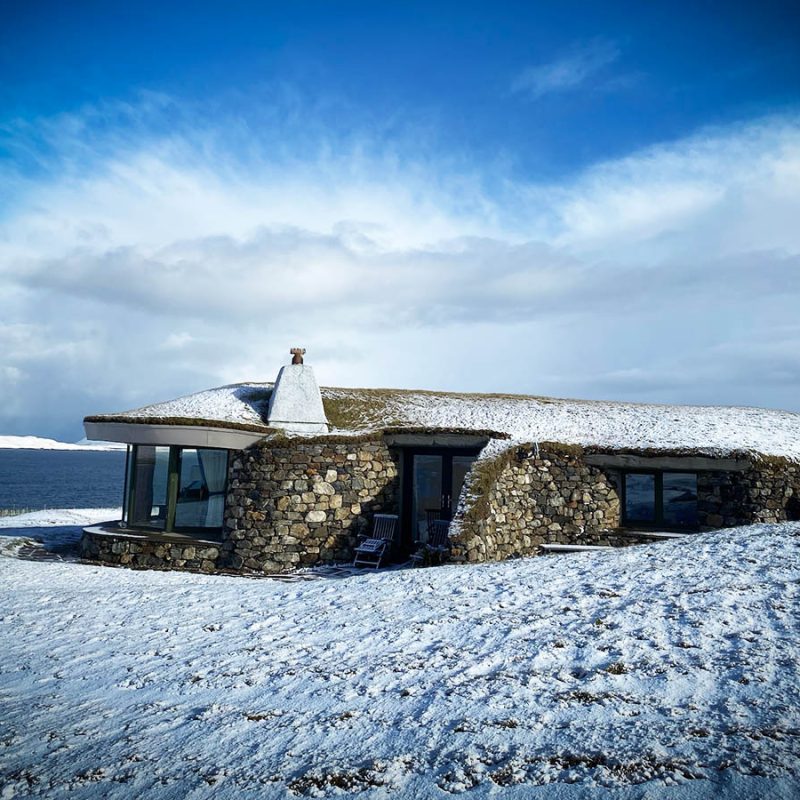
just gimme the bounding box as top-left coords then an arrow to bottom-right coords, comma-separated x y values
320,386 -> 556,432
322,389 -> 405,431
0,507 -> 38,517
382,425 -> 507,439
287,766 -> 386,795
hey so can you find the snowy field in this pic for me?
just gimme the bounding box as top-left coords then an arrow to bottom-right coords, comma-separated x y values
0,509 -> 119,558
1,514 -> 800,799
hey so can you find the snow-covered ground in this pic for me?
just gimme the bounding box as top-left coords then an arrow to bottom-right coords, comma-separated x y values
1,514 -> 799,798
0,508 -> 119,558
0,435 -> 124,451
0,509 -> 119,529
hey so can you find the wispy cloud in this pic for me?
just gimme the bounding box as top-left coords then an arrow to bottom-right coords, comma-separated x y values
1,97 -> 799,438
511,39 -> 620,99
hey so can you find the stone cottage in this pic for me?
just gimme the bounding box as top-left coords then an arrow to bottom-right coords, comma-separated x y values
81,350 -> 800,573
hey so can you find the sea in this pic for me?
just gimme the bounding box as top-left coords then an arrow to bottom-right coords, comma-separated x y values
0,449 -> 127,512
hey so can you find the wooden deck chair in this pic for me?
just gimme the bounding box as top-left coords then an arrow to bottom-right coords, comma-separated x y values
353,514 -> 399,569
424,508 -> 443,541
411,519 -> 451,566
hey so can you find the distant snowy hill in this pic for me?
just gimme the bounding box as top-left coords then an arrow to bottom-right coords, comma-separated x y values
0,435 -> 125,451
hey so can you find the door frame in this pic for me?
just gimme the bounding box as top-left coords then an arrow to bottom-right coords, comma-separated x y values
400,446 -> 481,553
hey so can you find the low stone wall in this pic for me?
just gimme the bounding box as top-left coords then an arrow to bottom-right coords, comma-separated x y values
80,528 -> 221,572
220,437 -> 400,572
451,445 -> 623,563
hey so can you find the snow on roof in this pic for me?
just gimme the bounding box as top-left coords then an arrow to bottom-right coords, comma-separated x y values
85,381 -> 800,460
88,383 -> 275,431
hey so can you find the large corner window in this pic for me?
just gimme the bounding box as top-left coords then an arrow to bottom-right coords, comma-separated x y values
123,445 -> 229,534
623,471 -> 698,529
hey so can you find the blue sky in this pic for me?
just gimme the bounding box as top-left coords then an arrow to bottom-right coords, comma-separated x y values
4,1 -> 799,176
1,1 -> 799,439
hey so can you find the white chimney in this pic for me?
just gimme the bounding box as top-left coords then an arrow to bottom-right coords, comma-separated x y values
267,348 -> 329,434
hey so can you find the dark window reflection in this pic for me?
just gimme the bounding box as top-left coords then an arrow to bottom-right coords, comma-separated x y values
662,472 -> 698,527
175,449 -> 229,529
129,445 -> 170,529
625,473 -> 656,522
126,445 -> 228,532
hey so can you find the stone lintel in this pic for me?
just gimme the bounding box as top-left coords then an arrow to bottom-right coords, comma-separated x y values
383,433 -> 490,448
584,453 -> 751,472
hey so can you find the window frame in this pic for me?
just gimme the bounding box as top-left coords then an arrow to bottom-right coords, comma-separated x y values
124,444 -> 229,536
621,469 -> 699,530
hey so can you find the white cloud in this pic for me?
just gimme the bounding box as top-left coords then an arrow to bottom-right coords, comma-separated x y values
553,117 -> 800,257
0,100 -> 799,438
510,39 -> 620,99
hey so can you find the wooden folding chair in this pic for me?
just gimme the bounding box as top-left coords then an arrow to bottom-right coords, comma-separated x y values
410,519 -> 451,566
353,514 -> 399,569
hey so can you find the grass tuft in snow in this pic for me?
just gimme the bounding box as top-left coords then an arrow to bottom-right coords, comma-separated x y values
0,507 -> 38,517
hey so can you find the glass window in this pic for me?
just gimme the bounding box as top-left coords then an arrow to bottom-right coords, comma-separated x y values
126,445 -> 228,533
122,446 -> 134,526
175,448 -> 228,530
128,445 -> 171,529
412,455 -> 443,543
625,473 -> 656,522
662,472 -> 698,527
622,471 -> 699,529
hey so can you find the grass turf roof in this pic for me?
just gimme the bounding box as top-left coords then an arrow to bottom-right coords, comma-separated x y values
84,381 -> 800,462
320,387 -> 558,431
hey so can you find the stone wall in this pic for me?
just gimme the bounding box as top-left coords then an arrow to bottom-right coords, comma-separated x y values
451,445 -> 623,563
697,460 -> 800,528
451,445 -> 800,564
220,437 -> 400,572
80,529 -> 221,572
80,436 -> 800,575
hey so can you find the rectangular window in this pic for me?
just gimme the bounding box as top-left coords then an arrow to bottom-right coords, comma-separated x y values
411,454 -> 443,543
121,445 -> 133,526
624,473 -> 656,523
126,445 -> 228,535
174,448 -> 229,530
622,471 -> 698,530
129,445 -> 171,529
662,472 -> 698,527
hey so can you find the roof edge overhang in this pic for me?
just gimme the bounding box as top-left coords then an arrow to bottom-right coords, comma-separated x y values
84,420 -> 269,450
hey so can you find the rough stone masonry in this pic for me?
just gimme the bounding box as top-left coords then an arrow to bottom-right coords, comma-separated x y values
82,438 -> 800,574
220,437 -> 400,572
